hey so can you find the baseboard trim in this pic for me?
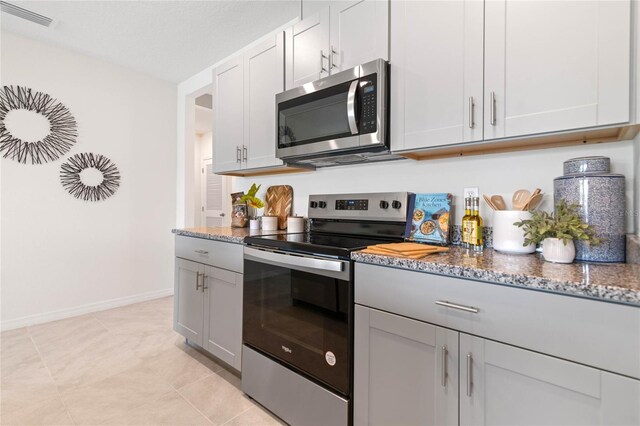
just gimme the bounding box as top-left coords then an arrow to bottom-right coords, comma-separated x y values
1,288 -> 174,331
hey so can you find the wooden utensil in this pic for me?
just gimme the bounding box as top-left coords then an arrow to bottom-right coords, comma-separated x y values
512,189 -> 531,211
490,195 -> 507,210
523,193 -> 543,210
483,194 -> 499,211
264,185 -> 293,229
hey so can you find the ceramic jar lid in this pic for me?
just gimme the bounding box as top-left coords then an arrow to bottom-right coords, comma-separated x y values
562,156 -> 610,175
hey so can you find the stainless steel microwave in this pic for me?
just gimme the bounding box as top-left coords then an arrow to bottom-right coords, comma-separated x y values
276,59 -> 392,166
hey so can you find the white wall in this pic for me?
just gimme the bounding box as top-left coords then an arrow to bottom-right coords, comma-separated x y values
1,33 -> 177,329
231,141 -> 636,231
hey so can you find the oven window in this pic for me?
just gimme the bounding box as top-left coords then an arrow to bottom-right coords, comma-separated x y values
243,259 -> 351,395
278,79 -> 357,148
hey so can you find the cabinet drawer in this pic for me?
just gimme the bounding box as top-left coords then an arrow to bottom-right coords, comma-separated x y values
355,263 -> 640,379
175,235 -> 243,273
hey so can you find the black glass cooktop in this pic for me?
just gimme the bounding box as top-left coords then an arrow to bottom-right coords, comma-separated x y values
244,232 -> 398,259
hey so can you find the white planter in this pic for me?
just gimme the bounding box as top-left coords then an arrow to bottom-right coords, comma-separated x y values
249,219 -> 260,230
493,210 -> 536,254
542,238 -> 576,263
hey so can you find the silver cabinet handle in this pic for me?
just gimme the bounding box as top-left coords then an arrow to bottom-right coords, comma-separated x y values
330,46 -> 338,69
441,346 -> 448,387
346,80 -> 359,135
435,300 -> 479,313
236,146 -> 241,163
242,145 -> 248,162
194,249 -> 209,255
202,275 -> 208,291
490,91 -> 496,126
468,96 -> 475,128
320,50 -> 328,73
196,272 -> 203,291
219,212 -> 226,217
467,353 -> 473,397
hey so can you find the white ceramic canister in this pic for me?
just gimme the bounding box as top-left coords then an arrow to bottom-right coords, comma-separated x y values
287,216 -> 305,233
249,218 -> 260,230
262,216 -> 279,231
492,210 -> 536,254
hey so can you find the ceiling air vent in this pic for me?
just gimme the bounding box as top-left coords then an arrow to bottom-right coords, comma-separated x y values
0,1 -> 53,27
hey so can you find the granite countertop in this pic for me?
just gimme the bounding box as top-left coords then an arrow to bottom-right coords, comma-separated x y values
172,227 -> 287,244
352,247 -> 640,307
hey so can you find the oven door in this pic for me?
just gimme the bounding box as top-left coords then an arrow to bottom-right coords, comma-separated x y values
243,247 -> 352,396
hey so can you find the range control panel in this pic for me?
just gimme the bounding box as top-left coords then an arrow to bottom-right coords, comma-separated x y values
308,192 -> 409,222
359,74 -> 377,135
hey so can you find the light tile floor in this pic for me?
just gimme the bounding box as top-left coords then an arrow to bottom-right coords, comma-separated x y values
0,296 -> 284,425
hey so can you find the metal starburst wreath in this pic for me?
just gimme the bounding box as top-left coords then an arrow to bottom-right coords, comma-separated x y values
0,85 -> 78,164
60,153 -> 121,201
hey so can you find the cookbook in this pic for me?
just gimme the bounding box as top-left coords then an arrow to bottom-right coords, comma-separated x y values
404,193 -> 452,245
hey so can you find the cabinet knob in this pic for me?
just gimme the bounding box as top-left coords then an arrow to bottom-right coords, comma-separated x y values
391,200 -> 402,209
379,200 -> 389,209
318,201 -> 327,208
310,201 -> 318,208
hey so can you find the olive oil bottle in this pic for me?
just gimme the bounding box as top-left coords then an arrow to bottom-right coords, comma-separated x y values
470,197 -> 484,251
461,197 -> 473,248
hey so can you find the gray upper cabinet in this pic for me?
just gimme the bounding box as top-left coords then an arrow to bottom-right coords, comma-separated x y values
174,258 -> 205,346
390,0 -> 484,151
484,0 -> 631,140
212,56 -> 244,174
391,0 -> 634,155
460,334 -> 640,426
329,0 -> 389,73
204,265 -> 243,371
285,8 -> 330,90
354,305 -> 459,426
286,0 -> 389,90
243,32 -> 285,170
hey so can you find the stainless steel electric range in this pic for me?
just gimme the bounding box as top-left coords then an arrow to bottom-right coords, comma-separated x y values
241,192 -> 410,426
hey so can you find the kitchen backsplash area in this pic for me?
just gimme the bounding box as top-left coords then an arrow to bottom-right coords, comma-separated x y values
231,140 -> 637,232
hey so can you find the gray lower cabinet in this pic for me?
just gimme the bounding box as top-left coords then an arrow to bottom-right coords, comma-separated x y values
174,258 -> 205,346
204,265 -> 243,371
354,305 -> 459,425
354,306 -> 640,425
460,334 -> 640,426
174,236 -> 244,372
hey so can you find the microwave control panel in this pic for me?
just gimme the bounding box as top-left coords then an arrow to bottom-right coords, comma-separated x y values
359,74 -> 377,134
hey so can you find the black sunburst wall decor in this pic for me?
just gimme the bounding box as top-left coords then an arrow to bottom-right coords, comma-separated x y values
60,153 -> 121,201
0,85 -> 78,164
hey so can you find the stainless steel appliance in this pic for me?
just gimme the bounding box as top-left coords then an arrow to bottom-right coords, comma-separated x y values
242,192 -> 410,425
276,59 -> 400,167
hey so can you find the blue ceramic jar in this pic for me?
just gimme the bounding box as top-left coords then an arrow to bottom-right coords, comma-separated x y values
554,156 -> 626,262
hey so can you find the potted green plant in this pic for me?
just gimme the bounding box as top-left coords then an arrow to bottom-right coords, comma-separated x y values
514,200 -> 600,263
240,183 -> 264,229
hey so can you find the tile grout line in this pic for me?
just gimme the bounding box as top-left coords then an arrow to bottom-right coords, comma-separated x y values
26,326 -> 77,426
172,380 -> 216,425
219,405 -> 256,426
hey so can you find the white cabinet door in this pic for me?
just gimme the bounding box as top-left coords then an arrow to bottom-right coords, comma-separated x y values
460,334 -> 640,426
285,8 -> 330,90
174,259 -> 205,346
390,0 -> 484,152
244,32 -> 285,170
204,266 -> 243,372
329,0 -> 388,73
213,56 -> 244,173
354,305 -> 459,426
484,0 -> 631,140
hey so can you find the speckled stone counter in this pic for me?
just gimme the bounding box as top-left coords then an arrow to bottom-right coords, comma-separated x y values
352,247 -> 640,307
172,227 -> 287,244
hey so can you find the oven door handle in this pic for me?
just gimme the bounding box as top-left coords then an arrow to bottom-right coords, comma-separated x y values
346,80 -> 359,135
244,247 -> 344,272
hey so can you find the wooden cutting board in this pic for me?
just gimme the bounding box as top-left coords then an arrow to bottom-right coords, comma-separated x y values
361,243 -> 449,259
264,185 -> 293,230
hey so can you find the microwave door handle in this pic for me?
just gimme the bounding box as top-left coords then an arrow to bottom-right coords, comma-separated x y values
347,80 -> 359,135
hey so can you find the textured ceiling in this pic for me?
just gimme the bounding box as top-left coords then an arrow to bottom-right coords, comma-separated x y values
1,0 -> 300,83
